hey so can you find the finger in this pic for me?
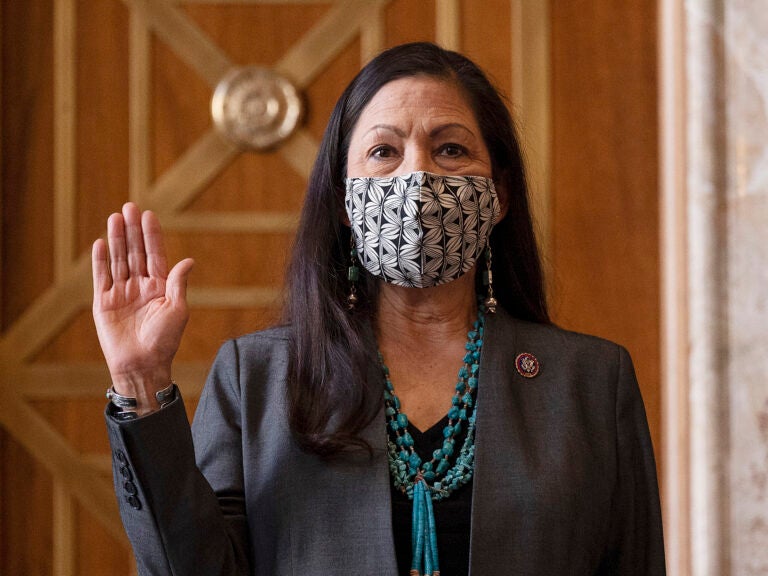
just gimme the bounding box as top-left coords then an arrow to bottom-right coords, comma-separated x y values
123,202 -> 148,277
91,238 -> 112,298
107,212 -> 129,281
166,258 -> 195,304
142,210 -> 168,279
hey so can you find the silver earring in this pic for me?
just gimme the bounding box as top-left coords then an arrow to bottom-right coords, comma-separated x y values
347,235 -> 359,310
482,246 -> 497,314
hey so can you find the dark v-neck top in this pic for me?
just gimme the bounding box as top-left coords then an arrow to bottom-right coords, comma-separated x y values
390,414 -> 473,576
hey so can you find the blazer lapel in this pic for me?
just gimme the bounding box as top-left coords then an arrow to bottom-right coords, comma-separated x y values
470,309 -> 567,574
469,307 -> 522,573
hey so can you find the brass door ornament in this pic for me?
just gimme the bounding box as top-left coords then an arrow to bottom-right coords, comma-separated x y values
211,66 -> 303,151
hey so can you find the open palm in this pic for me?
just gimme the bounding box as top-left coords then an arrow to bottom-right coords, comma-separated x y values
92,203 -> 194,393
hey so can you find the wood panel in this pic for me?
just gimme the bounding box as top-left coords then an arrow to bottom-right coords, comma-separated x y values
1,1 -> 56,573
0,2 -> 3,551
462,0 -> 512,98
75,0 -> 131,254
550,1 -> 661,459
385,0 -> 437,47
2,433 -> 55,575
1,0 -> 55,330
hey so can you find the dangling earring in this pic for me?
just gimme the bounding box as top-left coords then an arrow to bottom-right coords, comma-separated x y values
347,235 -> 359,310
482,246 -> 498,313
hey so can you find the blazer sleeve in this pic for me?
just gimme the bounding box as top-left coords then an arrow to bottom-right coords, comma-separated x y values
105,340 -> 250,576
602,345 -> 666,575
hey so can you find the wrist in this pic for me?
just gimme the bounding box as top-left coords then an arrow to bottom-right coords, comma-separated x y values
108,366 -> 172,396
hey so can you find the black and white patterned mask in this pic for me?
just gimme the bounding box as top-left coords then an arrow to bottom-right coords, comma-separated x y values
344,171 -> 500,288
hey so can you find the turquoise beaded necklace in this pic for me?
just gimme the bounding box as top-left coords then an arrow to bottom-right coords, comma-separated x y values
380,304 -> 485,576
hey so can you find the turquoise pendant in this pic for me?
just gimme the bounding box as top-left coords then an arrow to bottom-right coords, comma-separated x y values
410,480 -> 440,576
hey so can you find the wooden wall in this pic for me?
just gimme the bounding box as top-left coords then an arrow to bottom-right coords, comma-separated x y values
0,1 -> 660,573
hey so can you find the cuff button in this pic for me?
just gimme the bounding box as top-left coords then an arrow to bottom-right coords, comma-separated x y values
124,481 -> 138,496
126,495 -> 142,510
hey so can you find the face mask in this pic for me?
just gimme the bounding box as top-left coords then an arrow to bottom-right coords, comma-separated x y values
344,171 -> 500,288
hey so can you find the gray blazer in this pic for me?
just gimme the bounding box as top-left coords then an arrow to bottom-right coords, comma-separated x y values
106,309 -> 665,575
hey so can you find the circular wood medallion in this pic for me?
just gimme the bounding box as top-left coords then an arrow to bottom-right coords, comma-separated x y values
211,66 -> 303,150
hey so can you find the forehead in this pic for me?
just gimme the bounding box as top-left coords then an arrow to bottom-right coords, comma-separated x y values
354,76 -> 479,131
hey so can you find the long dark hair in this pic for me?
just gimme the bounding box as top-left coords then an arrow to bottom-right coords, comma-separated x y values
282,42 -> 549,456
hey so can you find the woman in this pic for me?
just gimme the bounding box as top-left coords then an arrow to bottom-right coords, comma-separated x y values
93,43 -> 665,575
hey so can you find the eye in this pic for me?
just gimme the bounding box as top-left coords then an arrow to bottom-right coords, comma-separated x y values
438,143 -> 467,158
371,145 -> 396,159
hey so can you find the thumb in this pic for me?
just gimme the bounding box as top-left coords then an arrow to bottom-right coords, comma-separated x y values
166,258 -> 195,303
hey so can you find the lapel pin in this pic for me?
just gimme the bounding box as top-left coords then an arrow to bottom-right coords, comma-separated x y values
515,352 -> 540,378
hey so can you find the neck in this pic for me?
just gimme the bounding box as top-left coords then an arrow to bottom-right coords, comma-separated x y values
375,269 -> 478,345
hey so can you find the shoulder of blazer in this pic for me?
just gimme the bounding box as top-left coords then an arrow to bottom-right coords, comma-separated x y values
219,324 -> 294,368
484,309 -> 631,393
235,323 -> 293,345
492,308 -> 626,357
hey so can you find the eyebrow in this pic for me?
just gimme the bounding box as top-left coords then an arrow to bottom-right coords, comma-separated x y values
364,122 -> 477,139
365,124 -> 406,137
429,123 -> 477,138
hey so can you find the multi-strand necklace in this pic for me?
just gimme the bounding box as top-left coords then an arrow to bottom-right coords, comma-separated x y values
380,304 -> 486,576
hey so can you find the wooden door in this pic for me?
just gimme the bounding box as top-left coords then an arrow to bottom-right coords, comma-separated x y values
1,1 -> 526,573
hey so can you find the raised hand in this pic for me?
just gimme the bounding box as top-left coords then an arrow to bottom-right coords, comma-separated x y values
92,203 -> 194,414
